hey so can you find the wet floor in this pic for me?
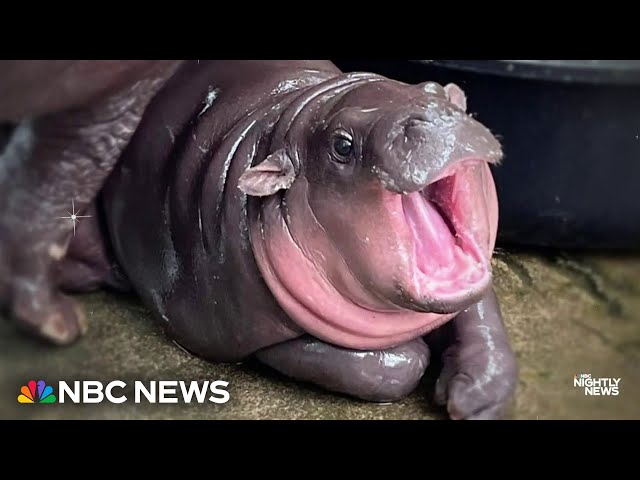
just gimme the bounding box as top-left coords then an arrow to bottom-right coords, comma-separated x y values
1,250 -> 639,419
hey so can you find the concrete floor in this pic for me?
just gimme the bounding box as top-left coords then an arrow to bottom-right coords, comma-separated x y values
1,250 -> 639,419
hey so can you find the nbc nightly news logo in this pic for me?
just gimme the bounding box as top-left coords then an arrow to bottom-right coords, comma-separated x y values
18,379 -> 230,404
573,374 -> 621,396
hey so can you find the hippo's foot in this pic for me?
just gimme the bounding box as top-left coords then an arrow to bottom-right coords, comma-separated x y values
10,284 -> 88,345
0,81 -> 159,344
255,336 -> 429,402
426,288 -> 518,420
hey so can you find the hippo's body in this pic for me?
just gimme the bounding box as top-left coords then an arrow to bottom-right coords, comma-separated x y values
0,60 -> 517,419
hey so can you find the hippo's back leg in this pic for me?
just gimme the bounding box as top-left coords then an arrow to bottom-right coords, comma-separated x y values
255,336 -> 429,402
0,63 -> 175,344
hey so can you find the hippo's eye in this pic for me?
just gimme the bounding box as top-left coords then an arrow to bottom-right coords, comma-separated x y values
332,133 -> 353,161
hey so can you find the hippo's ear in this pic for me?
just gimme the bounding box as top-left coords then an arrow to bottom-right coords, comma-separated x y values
237,149 -> 296,197
444,83 -> 467,112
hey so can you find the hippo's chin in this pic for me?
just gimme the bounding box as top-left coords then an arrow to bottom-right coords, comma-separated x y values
391,159 -> 497,314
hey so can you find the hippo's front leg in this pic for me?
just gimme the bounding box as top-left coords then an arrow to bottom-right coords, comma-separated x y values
426,287 -> 518,420
255,336 -> 430,402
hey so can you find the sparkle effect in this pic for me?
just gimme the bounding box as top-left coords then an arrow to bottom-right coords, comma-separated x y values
59,199 -> 91,236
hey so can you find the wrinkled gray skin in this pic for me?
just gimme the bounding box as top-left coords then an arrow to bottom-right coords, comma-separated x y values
0,61 -> 181,341
0,60 -> 517,419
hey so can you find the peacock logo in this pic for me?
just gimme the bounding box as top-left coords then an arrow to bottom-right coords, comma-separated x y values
18,380 -> 57,404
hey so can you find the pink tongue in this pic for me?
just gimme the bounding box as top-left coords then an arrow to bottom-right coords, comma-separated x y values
402,192 -> 456,272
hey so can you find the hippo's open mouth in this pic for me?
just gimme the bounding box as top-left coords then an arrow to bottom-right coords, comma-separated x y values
398,159 -> 494,309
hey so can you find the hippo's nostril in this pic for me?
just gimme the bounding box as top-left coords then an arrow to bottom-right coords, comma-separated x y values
406,118 -> 430,129
404,117 -> 431,142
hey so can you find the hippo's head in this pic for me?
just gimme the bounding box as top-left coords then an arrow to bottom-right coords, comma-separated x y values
238,74 -> 502,350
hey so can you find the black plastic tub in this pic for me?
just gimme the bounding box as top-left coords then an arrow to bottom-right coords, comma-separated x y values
333,60 -> 640,250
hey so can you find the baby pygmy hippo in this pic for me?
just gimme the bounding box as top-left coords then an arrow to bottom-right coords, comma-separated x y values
0,60 -> 517,419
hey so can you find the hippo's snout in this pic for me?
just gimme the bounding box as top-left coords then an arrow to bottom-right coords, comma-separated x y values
370,101 -> 502,194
